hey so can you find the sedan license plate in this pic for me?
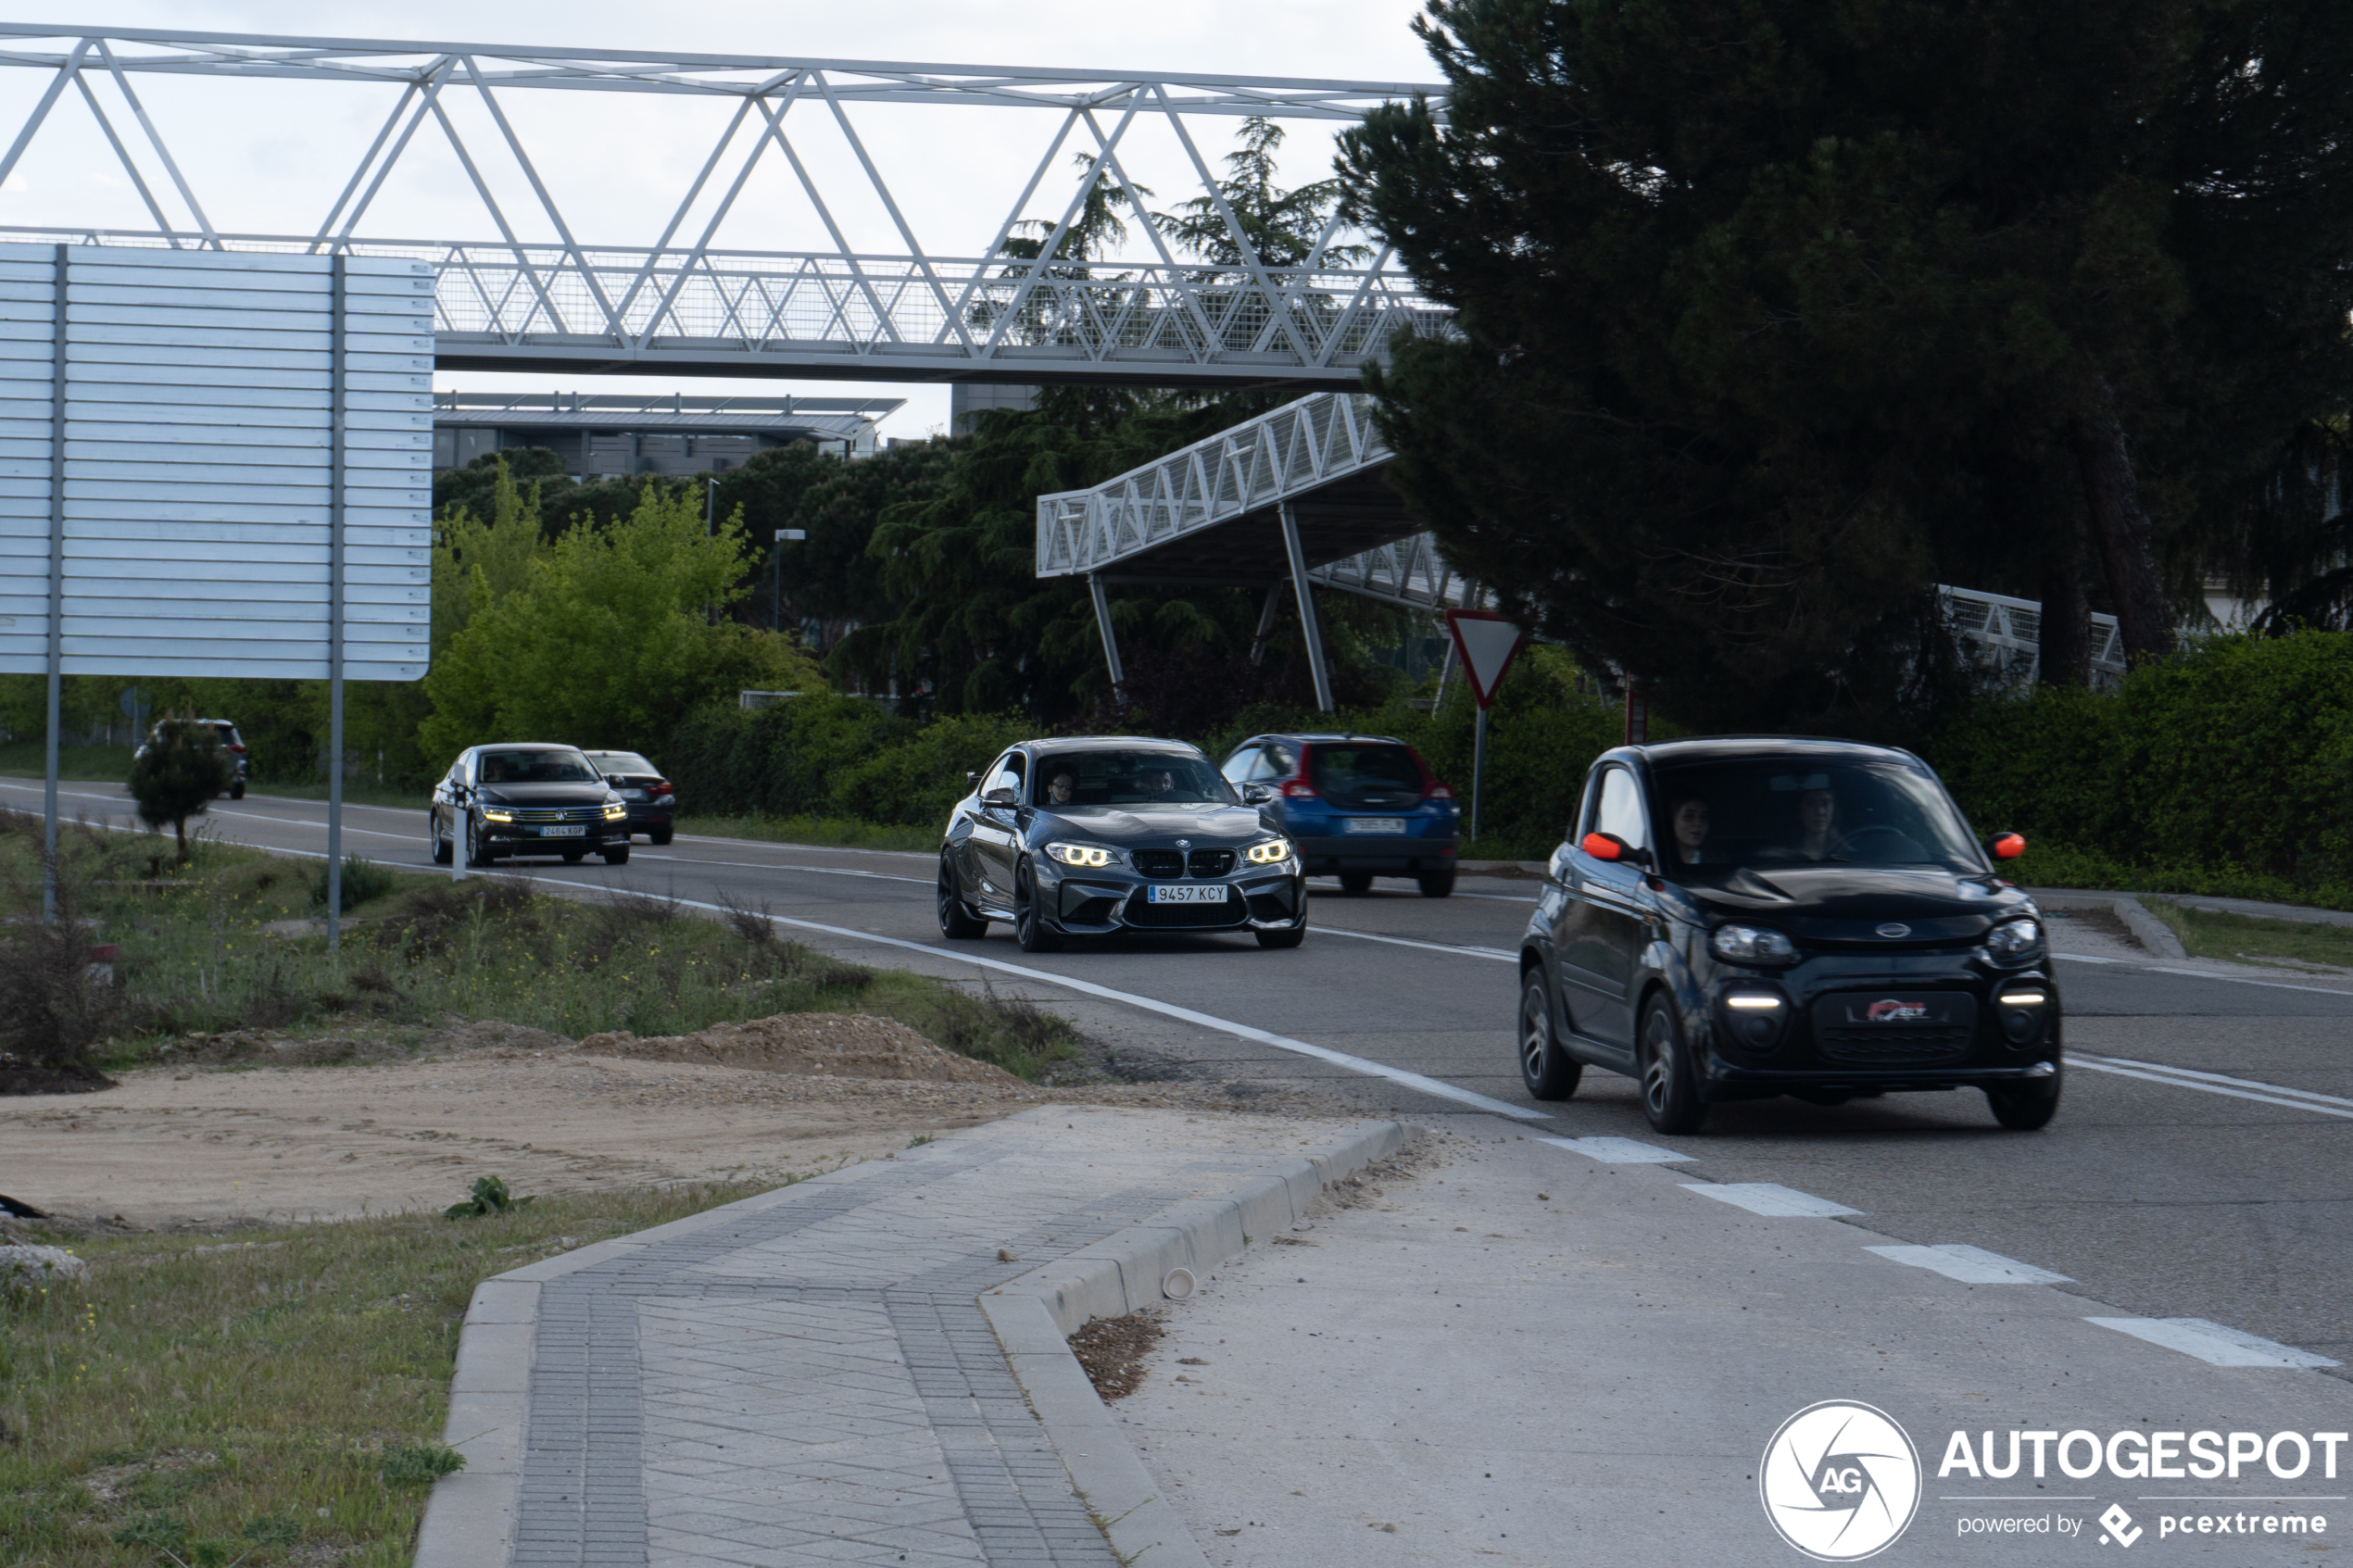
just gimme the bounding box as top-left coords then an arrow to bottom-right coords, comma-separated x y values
1342,817 -> 1407,834
1147,884 -> 1228,905
540,824 -> 587,837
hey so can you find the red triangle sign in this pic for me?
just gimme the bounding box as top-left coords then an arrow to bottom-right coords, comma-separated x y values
1445,609 -> 1526,710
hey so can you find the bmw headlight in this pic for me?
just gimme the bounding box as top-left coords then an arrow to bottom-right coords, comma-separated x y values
1244,838 -> 1294,866
1043,841 -> 1115,870
482,808 -> 514,823
1708,923 -> 1799,966
1986,917 -> 2043,960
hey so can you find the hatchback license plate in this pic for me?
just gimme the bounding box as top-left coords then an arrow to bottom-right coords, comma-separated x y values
540,824 -> 587,837
1342,817 -> 1407,834
1147,884 -> 1228,905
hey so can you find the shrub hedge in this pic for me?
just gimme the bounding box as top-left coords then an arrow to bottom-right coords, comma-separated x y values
660,634 -> 2353,909
1923,631 -> 2353,908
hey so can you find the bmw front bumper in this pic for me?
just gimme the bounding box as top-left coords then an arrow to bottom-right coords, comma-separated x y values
1036,861 -> 1306,935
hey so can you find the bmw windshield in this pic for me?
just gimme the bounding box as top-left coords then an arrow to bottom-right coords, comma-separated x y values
1036,751 -> 1233,807
1652,759 -> 1984,881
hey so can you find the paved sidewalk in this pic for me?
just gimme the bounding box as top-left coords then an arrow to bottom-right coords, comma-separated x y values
420,1106 -> 1399,1568
1125,1114 -> 2353,1565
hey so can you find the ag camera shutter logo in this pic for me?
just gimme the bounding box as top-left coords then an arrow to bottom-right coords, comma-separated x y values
1760,1400 -> 1921,1560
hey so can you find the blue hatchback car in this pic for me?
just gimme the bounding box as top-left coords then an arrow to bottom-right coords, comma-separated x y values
1219,733 -> 1461,897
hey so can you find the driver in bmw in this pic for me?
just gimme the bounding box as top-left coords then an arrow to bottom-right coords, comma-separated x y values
1047,771 -> 1076,807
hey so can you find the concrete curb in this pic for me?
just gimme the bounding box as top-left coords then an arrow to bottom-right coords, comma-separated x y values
982,1116 -> 1411,1568
2032,889 -> 2190,960
415,1114 -> 1411,1568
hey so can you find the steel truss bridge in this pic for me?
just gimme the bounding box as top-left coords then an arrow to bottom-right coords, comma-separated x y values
0,25 -> 1449,385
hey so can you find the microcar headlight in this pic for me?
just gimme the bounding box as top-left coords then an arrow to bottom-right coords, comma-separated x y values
1244,838 -> 1294,866
1043,842 -> 1115,869
603,802 -> 628,820
482,808 -> 514,822
1986,918 -> 2043,959
1708,923 -> 1799,966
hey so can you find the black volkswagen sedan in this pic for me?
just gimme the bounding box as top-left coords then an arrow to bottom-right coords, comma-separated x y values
1517,738 -> 2058,1134
429,744 -> 633,868
937,737 -> 1308,952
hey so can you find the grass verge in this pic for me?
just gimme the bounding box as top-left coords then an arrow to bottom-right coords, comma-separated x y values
2,811 -> 1077,1084
0,1181 -> 772,1566
2142,898 -> 2353,972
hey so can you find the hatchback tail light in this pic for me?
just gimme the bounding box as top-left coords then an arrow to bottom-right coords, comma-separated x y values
228,743 -> 246,754
1427,782 -> 1453,800
1280,779 -> 1317,798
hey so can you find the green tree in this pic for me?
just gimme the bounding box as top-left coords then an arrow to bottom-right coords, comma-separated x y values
1338,0 -> 2353,727
128,715 -> 234,861
419,483 -> 824,764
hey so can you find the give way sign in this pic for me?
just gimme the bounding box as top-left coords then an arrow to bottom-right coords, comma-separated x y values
1444,608 -> 1526,709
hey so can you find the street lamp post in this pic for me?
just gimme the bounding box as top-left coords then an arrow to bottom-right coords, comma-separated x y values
773,528 -> 806,633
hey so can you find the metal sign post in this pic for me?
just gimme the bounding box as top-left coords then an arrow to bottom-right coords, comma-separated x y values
1443,608 -> 1527,847
0,246 -> 434,913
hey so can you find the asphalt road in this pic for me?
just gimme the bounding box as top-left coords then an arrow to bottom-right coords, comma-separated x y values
23,779 -> 2353,1373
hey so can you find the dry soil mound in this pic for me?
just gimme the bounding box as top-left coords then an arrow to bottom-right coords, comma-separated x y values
578,1012 -> 1018,1085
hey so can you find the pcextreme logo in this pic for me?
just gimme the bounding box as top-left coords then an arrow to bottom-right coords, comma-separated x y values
1762,1400 -> 1923,1561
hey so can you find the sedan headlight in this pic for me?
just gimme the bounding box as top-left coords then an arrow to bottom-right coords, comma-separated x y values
1244,838 -> 1294,866
1043,841 -> 1116,869
603,801 -> 628,820
1709,923 -> 1800,966
482,808 -> 514,823
1986,917 -> 2043,959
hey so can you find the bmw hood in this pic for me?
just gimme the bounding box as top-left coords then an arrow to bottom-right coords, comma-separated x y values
1043,803 -> 1265,844
1680,865 -> 2032,944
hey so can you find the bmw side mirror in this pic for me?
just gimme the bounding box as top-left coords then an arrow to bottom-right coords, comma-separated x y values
1240,782 -> 1274,805
1549,844 -> 1575,884
1986,832 -> 2026,860
982,786 -> 1018,809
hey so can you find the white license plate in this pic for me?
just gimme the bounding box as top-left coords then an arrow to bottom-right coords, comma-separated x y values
1342,817 -> 1408,834
1147,884 -> 1229,905
540,824 -> 587,837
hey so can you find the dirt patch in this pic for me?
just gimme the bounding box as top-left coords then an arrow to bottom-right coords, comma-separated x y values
1069,1311 -> 1165,1401
578,1012 -> 1017,1085
80,1448 -> 217,1505
0,1039 -> 1320,1228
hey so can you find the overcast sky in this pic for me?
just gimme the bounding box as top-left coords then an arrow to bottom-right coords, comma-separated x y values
3,2 -> 1441,439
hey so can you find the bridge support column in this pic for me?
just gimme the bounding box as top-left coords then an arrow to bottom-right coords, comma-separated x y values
1248,582 -> 1284,667
1088,573 -> 1126,707
1279,502 -> 1335,712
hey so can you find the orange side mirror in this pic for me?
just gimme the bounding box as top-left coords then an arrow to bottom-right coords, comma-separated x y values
1580,831 -> 1625,862
1990,833 -> 2026,860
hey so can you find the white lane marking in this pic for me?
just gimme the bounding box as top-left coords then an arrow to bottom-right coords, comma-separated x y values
1542,1135 -> 1692,1164
2085,1317 -> 2339,1368
686,901 -> 1548,1122
2075,1052 -> 2353,1110
1315,926 -> 1516,962
1865,1244 -> 2071,1285
2056,949 -> 2353,997
2070,1056 -> 2353,1121
635,852 -> 930,885
1680,1182 -> 1860,1218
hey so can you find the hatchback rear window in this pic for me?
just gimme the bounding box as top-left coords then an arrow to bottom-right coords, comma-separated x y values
1309,745 -> 1422,797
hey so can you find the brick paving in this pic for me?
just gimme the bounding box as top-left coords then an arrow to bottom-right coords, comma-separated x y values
503,1109 -> 1326,1567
